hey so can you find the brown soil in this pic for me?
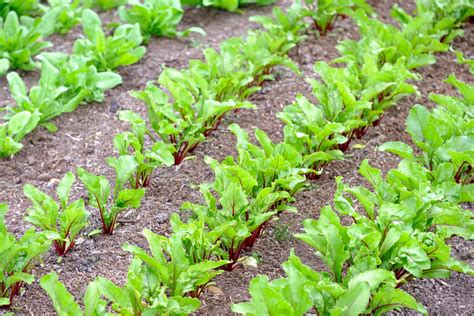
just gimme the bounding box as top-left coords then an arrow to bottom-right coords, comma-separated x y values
0,1 -> 472,315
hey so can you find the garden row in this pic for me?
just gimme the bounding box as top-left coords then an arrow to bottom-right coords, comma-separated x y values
0,0 -> 210,158
1,0 -> 473,315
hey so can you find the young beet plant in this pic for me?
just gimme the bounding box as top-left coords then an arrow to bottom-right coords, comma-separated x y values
131,78 -> 254,165
77,156 -> 145,235
73,9 -> 146,71
0,56 -> 121,158
380,75 -> 473,185
0,11 -> 53,76
182,161 -> 292,270
114,110 -> 175,188
301,0 -> 373,35
123,227 -> 228,299
277,94 -> 348,179
0,204 -> 51,307
227,123 -> 308,199
118,0 -> 205,43
250,1 -> 308,47
0,110 -> 40,158
40,266 -> 200,315
40,219 -> 230,315
40,0 -> 87,36
339,10 -> 448,69
24,172 -> 88,256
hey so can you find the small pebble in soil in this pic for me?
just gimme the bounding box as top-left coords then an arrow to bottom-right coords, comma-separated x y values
110,101 -> 120,113
37,173 -> 50,181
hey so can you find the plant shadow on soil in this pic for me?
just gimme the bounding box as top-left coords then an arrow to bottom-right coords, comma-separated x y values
0,0 -> 472,315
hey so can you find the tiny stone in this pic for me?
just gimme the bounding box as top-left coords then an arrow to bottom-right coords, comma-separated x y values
37,173 -> 50,181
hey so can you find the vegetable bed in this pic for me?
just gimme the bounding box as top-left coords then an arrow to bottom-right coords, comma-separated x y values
0,0 -> 472,315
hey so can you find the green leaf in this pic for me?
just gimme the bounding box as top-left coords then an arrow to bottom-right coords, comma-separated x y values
368,288 -> 428,315
40,272 -> 84,316
57,172 -> 75,209
379,141 -> 414,159
332,281 -> 370,316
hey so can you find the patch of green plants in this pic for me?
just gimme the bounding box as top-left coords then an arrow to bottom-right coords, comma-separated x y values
24,172 -> 89,256
0,56 -> 121,158
338,10 -> 449,69
181,0 -> 275,13
0,11 -> 53,76
41,215 -> 233,314
73,9 -> 146,71
0,203 -> 51,307
77,156 -> 145,235
119,23 -> 300,169
114,110 -> 175,188
41,259 -> 201,315
40,0 -> 86,35
182,149 -> 296,270
0,110 -> 40,158
130,80 -> 254,166
85,0 -> 127,11
380,75 -> 473,187
406,0 -> 474,43
250,1 -> 307,46
233,159 -> 474,315
301,0 -> 373,35
118,0 -> 205,43
0,0 -> 41,19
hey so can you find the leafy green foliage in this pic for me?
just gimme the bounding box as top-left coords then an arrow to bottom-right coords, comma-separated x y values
340,9 -> 449,69
114,110 -> 175,188
277,57 -> 416,177
24,172 -> 88,256
41,216 -> 230,314
118,18 -> 299,167
41,262 -> 200,315
196,124 -> 307,250
455,50 -> 474,74
86,0 -> 127,11
124,226 -> 228,298
0,110 -> 40,157
302,0 -> 373,34
413,0 -> 474,42
334,161 -> 474,275
0,203 -> 51,306
38,52 -> 123,103
131,79 -> 254,165
233,251 -> 427,315
73,9 -> 146,71
3,59 -> 85,132
40,0 -> 86,35
0,56 -> 121,158
250,1 -> 307,46
317,58 -> 417,138
277,94 -> 347,177
0,11 -> 52,76
182,153 -> 293,270
380,75 -> 473,185
225,124 -> 308,199
181,0 -> 275,12
234,29 -> 300,85
77,156 -> 145,234
118,0 -> 205,43
0,0 -> 40,19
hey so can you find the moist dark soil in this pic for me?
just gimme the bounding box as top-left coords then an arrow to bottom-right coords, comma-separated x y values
0,1 -> 473,315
